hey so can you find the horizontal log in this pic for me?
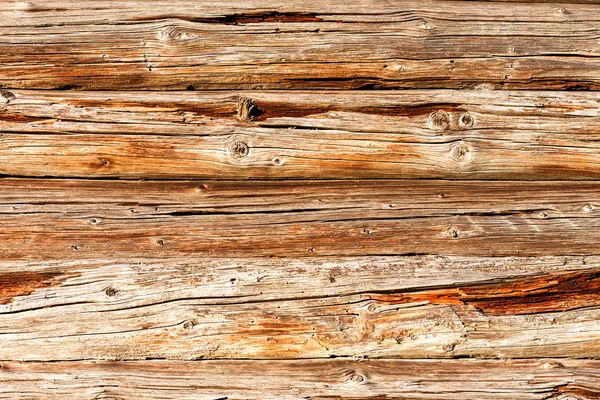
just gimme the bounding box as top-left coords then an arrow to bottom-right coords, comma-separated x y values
1,179 -> 600,259
2,1 -> 600,90
1,359 -> 598,400
0,253 -> 599,361
4,90 -> 600,179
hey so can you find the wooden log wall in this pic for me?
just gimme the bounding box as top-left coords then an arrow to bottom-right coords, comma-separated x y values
1,1 -> 599,399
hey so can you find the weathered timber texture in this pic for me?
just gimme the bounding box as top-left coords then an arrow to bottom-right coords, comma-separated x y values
4,0 -> 600,396
2,1 -> 600,90
0,255 -> 598,360
3,90 -> 600,179
1,359 -> 599,400
0,179 -> 599,259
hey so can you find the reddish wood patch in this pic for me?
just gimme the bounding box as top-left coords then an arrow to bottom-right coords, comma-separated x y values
0,271 -> 74,305
372,270 -> 600,315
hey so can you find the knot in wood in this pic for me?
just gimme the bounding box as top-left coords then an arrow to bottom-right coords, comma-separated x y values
543,361 -> 564,369
447,228 -> 460,238
183,320 -> 196,330
450,142 -> 471,162
0,90 -> 16,104
428,110 -> 450,130
459,113 -> 474,127
442,342 -> 455,352
348,372 -> 366,383
237,96 -> 260,121
421,20 -> 435,30
583,204 -> 595,213
228,140 -> 250,158
159,27 -> 196,42
105,287 -> 118,297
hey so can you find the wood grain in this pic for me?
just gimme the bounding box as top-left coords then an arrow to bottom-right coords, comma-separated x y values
0,255 -> 598,360
4,90 -> 600,179
1,179 -> 600,259
1,359 -> 598,399
3,0 -> 600,393
2,1 -> 600,90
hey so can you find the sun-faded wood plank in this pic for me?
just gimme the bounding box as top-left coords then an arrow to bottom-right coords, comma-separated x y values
1,358 -> 598,399
1,179 -> 600,259
1,1 -> 600,90
4,90 -> 600,179
0,255 -> 598,360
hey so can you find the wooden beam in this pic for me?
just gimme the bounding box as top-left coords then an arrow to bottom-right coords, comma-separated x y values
1,359 -> 598,399
2,1 -> 600,90
4,90 -> 600,179
0,255 -> 598,360
1,179 -> 600,259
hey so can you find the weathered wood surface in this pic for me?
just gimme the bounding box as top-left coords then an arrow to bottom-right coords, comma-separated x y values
4,90 -> 600,179
1,179 -> 599,259
2,1 -> 600,90
0,255 -> 598,360
1,359 -> 599,400
4,0 -> 600,396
